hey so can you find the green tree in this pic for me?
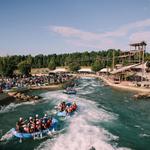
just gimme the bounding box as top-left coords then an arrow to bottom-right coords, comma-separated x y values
0,59 -> 3,75
91,60 -> 103,72
26,55 -> 32,64
69,62 -> 80,72
48,60 -> 56,70
18,61 -> 31,76
0,57 -> 16,77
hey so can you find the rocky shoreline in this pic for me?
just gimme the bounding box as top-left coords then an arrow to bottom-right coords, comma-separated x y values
8,92 -> 41,102
0,91 -> 41,106
133,92 -> 150,99
0,76 -> 76,106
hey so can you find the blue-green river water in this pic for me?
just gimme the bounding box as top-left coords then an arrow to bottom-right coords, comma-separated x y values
0,78 -> 150,150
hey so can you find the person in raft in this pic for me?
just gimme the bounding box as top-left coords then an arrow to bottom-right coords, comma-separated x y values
72,102 -> 77,111
16,117 -> 26,132
28,117 -> 34,133
0,86 -> 3,93
65,102 -> 77,113
23,117 -> 34,133
16,114 -> 53,133
58,101 -> 67,112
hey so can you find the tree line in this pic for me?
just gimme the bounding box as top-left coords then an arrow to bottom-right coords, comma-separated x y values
1,49 -> 150,77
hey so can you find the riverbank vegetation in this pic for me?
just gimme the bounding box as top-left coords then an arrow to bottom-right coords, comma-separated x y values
0,49 -> 121,77
1,49 -> 150,76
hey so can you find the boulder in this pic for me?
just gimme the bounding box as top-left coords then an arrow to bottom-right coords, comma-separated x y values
23,96 -> 28,101
16,92 -> 21,99
7,92 -> 17,96
10,91 -> 40,102
34,96 -> 39,100
20,93 -> 26,100
133,92 -> 150,99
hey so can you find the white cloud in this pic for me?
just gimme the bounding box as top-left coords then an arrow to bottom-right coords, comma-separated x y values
51,26 -> 101,41
66,38 -> 116,49
51,19 -> 150,39
99,18 -> 150,38
130,31 -> 150,45
49,18 -> 150,50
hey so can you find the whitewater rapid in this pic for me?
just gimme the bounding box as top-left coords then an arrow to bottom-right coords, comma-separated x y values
36,78 -> 130,150
0,101 -> 37,114
1,78 -> 150,150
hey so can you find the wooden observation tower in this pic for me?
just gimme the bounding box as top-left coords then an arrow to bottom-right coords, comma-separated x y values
129,41 -> 147,64
130,41 -> 147,82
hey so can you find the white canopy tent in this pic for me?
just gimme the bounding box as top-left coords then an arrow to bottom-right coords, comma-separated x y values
78,68 -> 94,73
50,67 -> 69,73
99,68 -> 111,73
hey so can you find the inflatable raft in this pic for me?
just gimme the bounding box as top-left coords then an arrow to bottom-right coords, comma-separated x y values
57,102 -> 77,117
63,89 -> 77,94
11,118 -> 58,139
57,111 -> 67,117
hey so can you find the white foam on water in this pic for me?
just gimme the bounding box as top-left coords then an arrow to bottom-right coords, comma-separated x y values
79,86 -> 95,95
78,78 -> 104,96
42,90 -> 69,101
0,101 -> 36,114
36,78 -> 131,150
134,125 -> 144,131
0,129 -> 14,142
79,78 -> 96,87
139,133 -> 150,137
36,119 -> 116,150
36,91 -> 131,150
75,86 -> 84,90
79,90 -> 94,95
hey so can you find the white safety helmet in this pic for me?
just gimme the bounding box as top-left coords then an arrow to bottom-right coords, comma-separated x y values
44,114 -> 47,117
29,117 -> 32,120
19,117 -> 23,121
35,114 -> 39,118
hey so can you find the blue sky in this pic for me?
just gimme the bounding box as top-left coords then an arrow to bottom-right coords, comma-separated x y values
0,0 -> 150,56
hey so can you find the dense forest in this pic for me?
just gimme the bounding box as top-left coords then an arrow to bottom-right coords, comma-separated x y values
0,49 -> 150,77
